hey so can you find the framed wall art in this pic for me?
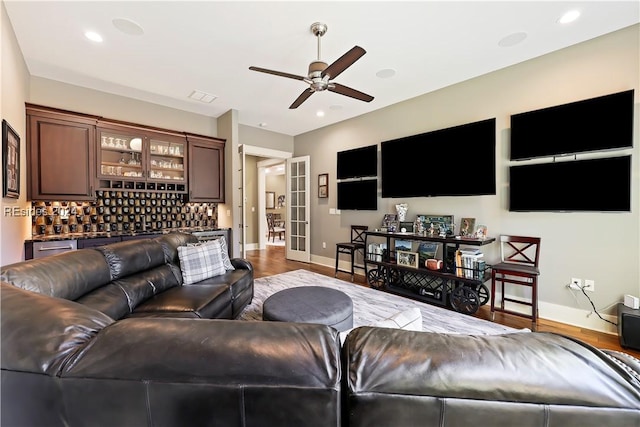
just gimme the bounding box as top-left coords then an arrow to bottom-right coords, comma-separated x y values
318,173 -> 328,198
266,191 -> 275,209
2,119 -> 20,199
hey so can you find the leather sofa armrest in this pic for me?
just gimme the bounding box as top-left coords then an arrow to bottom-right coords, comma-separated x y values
344,328 -> 640,409
231,258 -> 253,272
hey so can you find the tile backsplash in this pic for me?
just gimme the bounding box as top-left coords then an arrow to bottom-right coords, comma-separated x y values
32,190 -> 217,235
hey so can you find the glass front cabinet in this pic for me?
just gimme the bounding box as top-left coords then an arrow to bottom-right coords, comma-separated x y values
97,123 -> 187,193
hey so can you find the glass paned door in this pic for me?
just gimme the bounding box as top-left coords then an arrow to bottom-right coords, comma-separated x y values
286,156 -> 310,263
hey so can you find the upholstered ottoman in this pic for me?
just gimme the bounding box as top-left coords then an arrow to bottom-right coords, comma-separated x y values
262,286 -> 354,332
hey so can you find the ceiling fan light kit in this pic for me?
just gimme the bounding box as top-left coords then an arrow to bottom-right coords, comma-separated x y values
249,22 -> 374,109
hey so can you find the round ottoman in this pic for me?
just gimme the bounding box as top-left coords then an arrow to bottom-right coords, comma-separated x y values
262,286 -> 354,332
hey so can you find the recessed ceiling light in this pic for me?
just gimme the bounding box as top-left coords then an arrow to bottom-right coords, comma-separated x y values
558,10 -> 581,24
376,68 -> 396,79
498,32 -> 528,47
316,110 -> 325,117
85,31 -> 103,43
112,18 -> 144,36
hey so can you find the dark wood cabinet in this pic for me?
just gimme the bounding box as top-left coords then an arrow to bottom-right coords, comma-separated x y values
76,237 -> 121,249
187,134 -> 225,202
26,105 -> 98,201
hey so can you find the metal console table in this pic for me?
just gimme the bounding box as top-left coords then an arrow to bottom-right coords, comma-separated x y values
363,231 -> 495,314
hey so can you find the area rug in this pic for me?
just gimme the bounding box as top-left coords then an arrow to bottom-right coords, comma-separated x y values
239,269 -> 526,335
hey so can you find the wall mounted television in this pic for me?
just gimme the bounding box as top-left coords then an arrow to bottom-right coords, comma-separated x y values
337,144 -> 378,179
510,89 -> 634,161
509,155 -> 631,212
337,179 -> 378,210
381,118 -> 496,198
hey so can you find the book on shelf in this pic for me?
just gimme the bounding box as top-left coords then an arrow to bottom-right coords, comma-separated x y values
459,247 -> 482,255
458,253 -> 485,280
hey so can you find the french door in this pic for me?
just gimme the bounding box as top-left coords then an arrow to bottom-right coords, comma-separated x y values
286,156 -> 310,263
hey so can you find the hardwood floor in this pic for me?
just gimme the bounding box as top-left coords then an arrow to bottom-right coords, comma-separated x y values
246,246 -> 640,358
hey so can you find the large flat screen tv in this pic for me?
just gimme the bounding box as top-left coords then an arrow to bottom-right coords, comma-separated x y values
509,155 -> 631,212
381,118 -> 496,198
337,179 -> 377,210
510,90 -> 634,160
337,144 -> 378,179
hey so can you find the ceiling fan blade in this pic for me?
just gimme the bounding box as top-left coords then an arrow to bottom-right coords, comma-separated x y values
328,83 -> 374,103
249,66 -> 307,81
321,46 -> 366,80
289,88 -> 314,109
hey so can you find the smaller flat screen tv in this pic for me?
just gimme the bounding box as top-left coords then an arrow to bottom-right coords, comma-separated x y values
510,90 -> 634,160
337,145 -> 378,179
337,179 -> 377,211
509,155 -> 631,212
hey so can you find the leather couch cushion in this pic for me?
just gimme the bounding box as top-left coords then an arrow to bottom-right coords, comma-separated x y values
97,239 -> 166,281
0,249 -> 111,300
131,284 -> 232,319
1,283 -> 113,375
155,232 -> 199,265
76,265 -> 179,319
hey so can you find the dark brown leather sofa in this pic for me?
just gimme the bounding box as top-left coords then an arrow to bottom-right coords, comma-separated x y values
2,233 -> 639,426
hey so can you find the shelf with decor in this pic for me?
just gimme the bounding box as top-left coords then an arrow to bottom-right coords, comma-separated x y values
363,231 -> 495,315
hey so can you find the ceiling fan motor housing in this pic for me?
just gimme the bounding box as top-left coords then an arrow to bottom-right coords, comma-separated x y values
308,60 -> 329,91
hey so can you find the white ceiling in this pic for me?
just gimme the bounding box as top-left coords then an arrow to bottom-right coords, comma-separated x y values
5,1 -> 639,136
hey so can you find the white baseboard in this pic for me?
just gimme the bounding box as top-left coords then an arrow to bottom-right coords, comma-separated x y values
309,255 -> 618,335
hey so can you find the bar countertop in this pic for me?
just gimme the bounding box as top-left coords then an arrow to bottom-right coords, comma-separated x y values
26,227 -> 230,243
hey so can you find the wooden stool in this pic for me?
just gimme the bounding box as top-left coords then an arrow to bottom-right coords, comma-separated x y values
490,235 -> 541,331
335,225 -> 368,281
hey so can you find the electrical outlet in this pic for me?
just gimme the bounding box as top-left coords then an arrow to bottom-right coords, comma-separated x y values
584,279 -> 595,292
569,278 -> 582,290
322,242 -> 326,249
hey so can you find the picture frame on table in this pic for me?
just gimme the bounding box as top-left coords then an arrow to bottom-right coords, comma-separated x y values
416,214 -> 454,236
380,213 -> 397,232
318,173 -> 328,198
2,119 -> 20,199
475,224 -> 488,239
397,250 -> 419,268
459,217 -> 476,237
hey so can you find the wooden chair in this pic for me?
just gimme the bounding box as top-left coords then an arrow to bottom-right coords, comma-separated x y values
266,213 -> 285,242
490,235 -> 541,331
335,225 -> 368,281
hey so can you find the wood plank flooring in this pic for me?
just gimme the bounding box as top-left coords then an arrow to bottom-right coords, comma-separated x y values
246,246 -> 639,358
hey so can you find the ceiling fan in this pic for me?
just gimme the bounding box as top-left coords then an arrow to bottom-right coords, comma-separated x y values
249,22 -> 374,109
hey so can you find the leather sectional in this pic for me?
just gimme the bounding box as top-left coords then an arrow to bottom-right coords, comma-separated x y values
1,232 -> 639,426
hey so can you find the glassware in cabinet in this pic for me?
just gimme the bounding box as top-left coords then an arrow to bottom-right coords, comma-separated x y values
148,138 -> 185,181
98,130 -> 145,179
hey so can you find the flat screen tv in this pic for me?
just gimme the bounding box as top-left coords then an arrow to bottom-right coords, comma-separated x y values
510,90 -> 634,160
337,179 -> 377,210
381,118 -> 496,198
509,155 -> 631,212
337,144 -> 377,179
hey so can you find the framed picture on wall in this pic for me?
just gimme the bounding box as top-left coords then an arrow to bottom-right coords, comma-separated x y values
266,191 -> 275,209
318,173 -> 328,198
2,119 -> 20,199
